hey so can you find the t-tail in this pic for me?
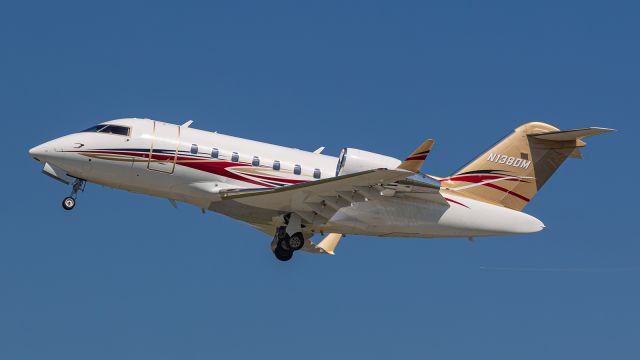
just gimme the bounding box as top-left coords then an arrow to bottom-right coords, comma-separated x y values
441,122 -> 614,211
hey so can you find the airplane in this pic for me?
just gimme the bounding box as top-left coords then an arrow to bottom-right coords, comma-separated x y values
28,119 -> 613,261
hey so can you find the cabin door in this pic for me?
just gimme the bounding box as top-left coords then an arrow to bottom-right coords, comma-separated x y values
148,121 -> 180,174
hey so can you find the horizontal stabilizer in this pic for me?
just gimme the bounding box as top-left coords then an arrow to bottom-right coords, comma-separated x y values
398,139 -> 434,173
530,127 -> 615,141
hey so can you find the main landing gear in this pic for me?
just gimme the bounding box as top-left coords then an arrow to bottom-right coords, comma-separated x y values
62,178 -> 85,211
272,226 -> 306,262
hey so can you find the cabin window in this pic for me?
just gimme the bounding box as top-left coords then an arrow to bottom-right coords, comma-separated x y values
273,160 -> 280,171
313,168 -> 321,179
211,148 -> 219,159
294,164 -> 301,175
252,156 -> 260,166
81,124 -> 130,136
190,144 -> 198,154
231,152 -> 239,162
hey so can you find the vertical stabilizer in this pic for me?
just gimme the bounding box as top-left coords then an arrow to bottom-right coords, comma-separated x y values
441,122 -> 613,211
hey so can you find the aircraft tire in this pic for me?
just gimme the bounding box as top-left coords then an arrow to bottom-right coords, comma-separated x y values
287,232 -> 305,251
62,197 -> 75,210
278,236 -> 291,251
274,246 -> 293,262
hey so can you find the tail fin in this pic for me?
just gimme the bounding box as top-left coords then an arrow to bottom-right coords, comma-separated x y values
442,122 -> 614,211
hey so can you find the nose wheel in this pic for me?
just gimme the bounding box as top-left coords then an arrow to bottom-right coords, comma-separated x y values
62,178 -> 85,211
62,197 -> 76,210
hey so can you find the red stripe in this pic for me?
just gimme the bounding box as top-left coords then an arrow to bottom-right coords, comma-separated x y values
444,197 -> 469,208
439,174 -> 531,203
440,175 -> 529,183
179,160 -> 275,187
244,173 -> 308,184
405,155 -> 428,161
481,182 -> 530,202
78,150 -> 314,188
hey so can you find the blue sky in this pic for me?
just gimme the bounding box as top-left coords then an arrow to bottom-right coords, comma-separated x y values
2,1 -> 638,359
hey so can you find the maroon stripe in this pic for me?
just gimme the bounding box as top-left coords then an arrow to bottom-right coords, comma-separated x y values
444,197 -> 469,208
179,160 -> 274,187
440,175 -> 529,183
245,173 -> 308,184
481,182 -> 530,202
77,150 -> 309,188
438,173 -> 531,203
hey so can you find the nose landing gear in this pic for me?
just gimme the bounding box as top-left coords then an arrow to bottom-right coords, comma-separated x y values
62,178 -> 85,211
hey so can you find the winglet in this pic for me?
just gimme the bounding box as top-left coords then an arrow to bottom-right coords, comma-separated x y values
313,146 -> 325,154
316,233 -> 343,255
181,120 -> 194,128
397,139 -> 434,173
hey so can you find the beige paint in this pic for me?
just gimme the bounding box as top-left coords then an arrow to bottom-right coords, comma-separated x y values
398,139 -> 434,173
441,122 -> 613,211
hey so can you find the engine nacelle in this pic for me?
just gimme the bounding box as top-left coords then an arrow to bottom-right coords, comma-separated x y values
336,148 -> 401,176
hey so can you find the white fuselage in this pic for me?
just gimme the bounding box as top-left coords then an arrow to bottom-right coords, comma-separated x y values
29,118 -> 544,240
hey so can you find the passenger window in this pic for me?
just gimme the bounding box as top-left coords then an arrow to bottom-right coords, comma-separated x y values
313,168 -> 321,179
211,148 -> 219,159
252,156 -> 260,166
273,160 -> 280,171
190,144 -> 198,154
294,164 -> 301,175
231,152 -> 239,162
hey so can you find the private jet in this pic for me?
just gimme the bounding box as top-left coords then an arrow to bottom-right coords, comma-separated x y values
28,119 -> 613,261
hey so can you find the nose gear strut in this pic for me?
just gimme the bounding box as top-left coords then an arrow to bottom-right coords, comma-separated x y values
62,178 -> 86,211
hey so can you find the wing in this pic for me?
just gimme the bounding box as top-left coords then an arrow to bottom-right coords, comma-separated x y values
219,168 -> 414,256
220,168 -> 413,215
216,142 -> 444,256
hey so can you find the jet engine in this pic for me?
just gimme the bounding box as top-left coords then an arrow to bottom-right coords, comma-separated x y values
335,148 -> 401,176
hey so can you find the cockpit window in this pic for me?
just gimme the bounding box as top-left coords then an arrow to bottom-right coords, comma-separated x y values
82,125 -> 107,133
81,124 -> 130,136
102,125 -> 130,136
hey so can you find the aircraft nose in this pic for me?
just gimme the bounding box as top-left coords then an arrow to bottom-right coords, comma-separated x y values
28,140 -> 58,162
28,144 -> 48,160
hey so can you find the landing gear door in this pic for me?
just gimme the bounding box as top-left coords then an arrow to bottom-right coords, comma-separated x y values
148,121 -> 180,173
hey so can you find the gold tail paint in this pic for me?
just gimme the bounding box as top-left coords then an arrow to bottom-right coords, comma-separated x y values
440,122 -> 613,211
